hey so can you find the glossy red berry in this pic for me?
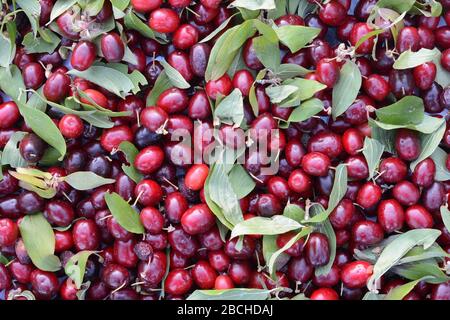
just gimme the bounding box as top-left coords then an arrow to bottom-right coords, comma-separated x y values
149,8 -> 180,33
181,204 -> 215,235
205,74 -> 233,99
413,62 -> 437,90
350,23 -> 374,54
341,261 -> 373,289
316,58 -> 340,88
101,33 -> 125,63
58,114 -> 84,138
71,41 -> 96,71
377,199 -> 405,233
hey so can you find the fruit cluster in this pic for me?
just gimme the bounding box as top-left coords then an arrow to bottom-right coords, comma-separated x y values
0,0 -> 449,301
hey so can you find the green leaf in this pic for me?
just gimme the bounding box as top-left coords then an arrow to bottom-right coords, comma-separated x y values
0,65 -> 26,104
332,60 -> 361,120
370,120 -> 396,154
280,78 -> 326,106
430,147 -> 450,181
213,89 -> 244,126
229,0 -> 276,10
205,20 -> 256,81
204,166 -> 235,230
252,36 -> 280,72
0,254 -> 9,265
207,163 -> 243,227
354,29 -> 384,52
249,69 -> 266,116
110,0 -> 129,10
64,172 -> 115,190
374,0 -> 416,13
16,0 -> 40,35
200,13 -> 238,43
431,48 -> 450,88
65,251 -> 98,289
268,227 -> 312,277
288,98 -> 323,123
84,0 -> 104,16
267,0 -> 286,19
393,261 -> 450,284
1,132 -> 28,168
367,228 -> 442,291
231,215 -> 303,238
118,141 -> 143,183
266,85 -> 298,104
440,205 -> 450,236
276,63 -> 311,80
160,58 -> 190,89
314,216 -> 336,276
283,202 -> 305,223
384,277 -> 426,300
146,70 -> 172,106
27,87 -> 47,112
187,288 -> 271,300
362,137 -> 384,180
105,192 -> 145,234
304,164 -> 347,223
49,0 -> 78,23
67,63 -> 145,98
393,48 -> 439,70
410,122 -> 446,171
375,96 -> 424,125
262,235 -> 289,271
22,30 -> 60,54
19,213 -> 61,271
275,25 -> 320,53
372,114 -> 445,134
228,164 -> 255,199
17,103 -> 66,160
0,33 -> 15,68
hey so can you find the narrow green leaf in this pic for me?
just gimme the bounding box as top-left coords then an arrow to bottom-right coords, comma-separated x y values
431,48 -> 450,88
19,213 -> 61,271
410,122 -> 446,171
393,261 -> 450,284
275,25 -> 320,53
288,98 -> 323,122
332,60 -> 361,120
207,163 -> 243,226
283,202 -> 305,223
440,205 -> 450,236
385,277 -> 430,300
375,96 -> 424,125
160,59 -> 190,89
430,147 -> 450,181
1,132 -> 28,168
276,63 -> 311,80
372,114 -> 445,134
315,218 -> 336,276
18,103 -> 66,160
268,227 -> 312,277
266,85 -> 298,104
213,89 -> 244,126
22,30 -> 60,54
104,192 -> 145,234
231,215 -> 303,238
49,0 -> 78,23
304,164 -> 347,223
393,48 -> 439,70
362,137 -> 385,180
252,36 -> 280,72
118,141 -> 143,183
64,171 -> 115,190
65,251 -> 98,289
204,165 -> 235,230
0,65 -> 26,104
228,164 -> 255,199
146,70 -> 172,106
68,63 -> 143,98
367,229 -> 442,291
200,13 -> 238,43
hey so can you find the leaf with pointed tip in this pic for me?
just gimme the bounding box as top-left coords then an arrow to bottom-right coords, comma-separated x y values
332,60 -> 361,120
64,172 -> 115,190
105,192 -> 145,234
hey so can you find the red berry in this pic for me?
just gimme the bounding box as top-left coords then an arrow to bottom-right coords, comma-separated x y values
149,8 -> 180,33
71,41 -> 96,71
205,74 -> 233,99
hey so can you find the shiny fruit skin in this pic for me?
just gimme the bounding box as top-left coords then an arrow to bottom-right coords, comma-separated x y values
71,41 -> 97,71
